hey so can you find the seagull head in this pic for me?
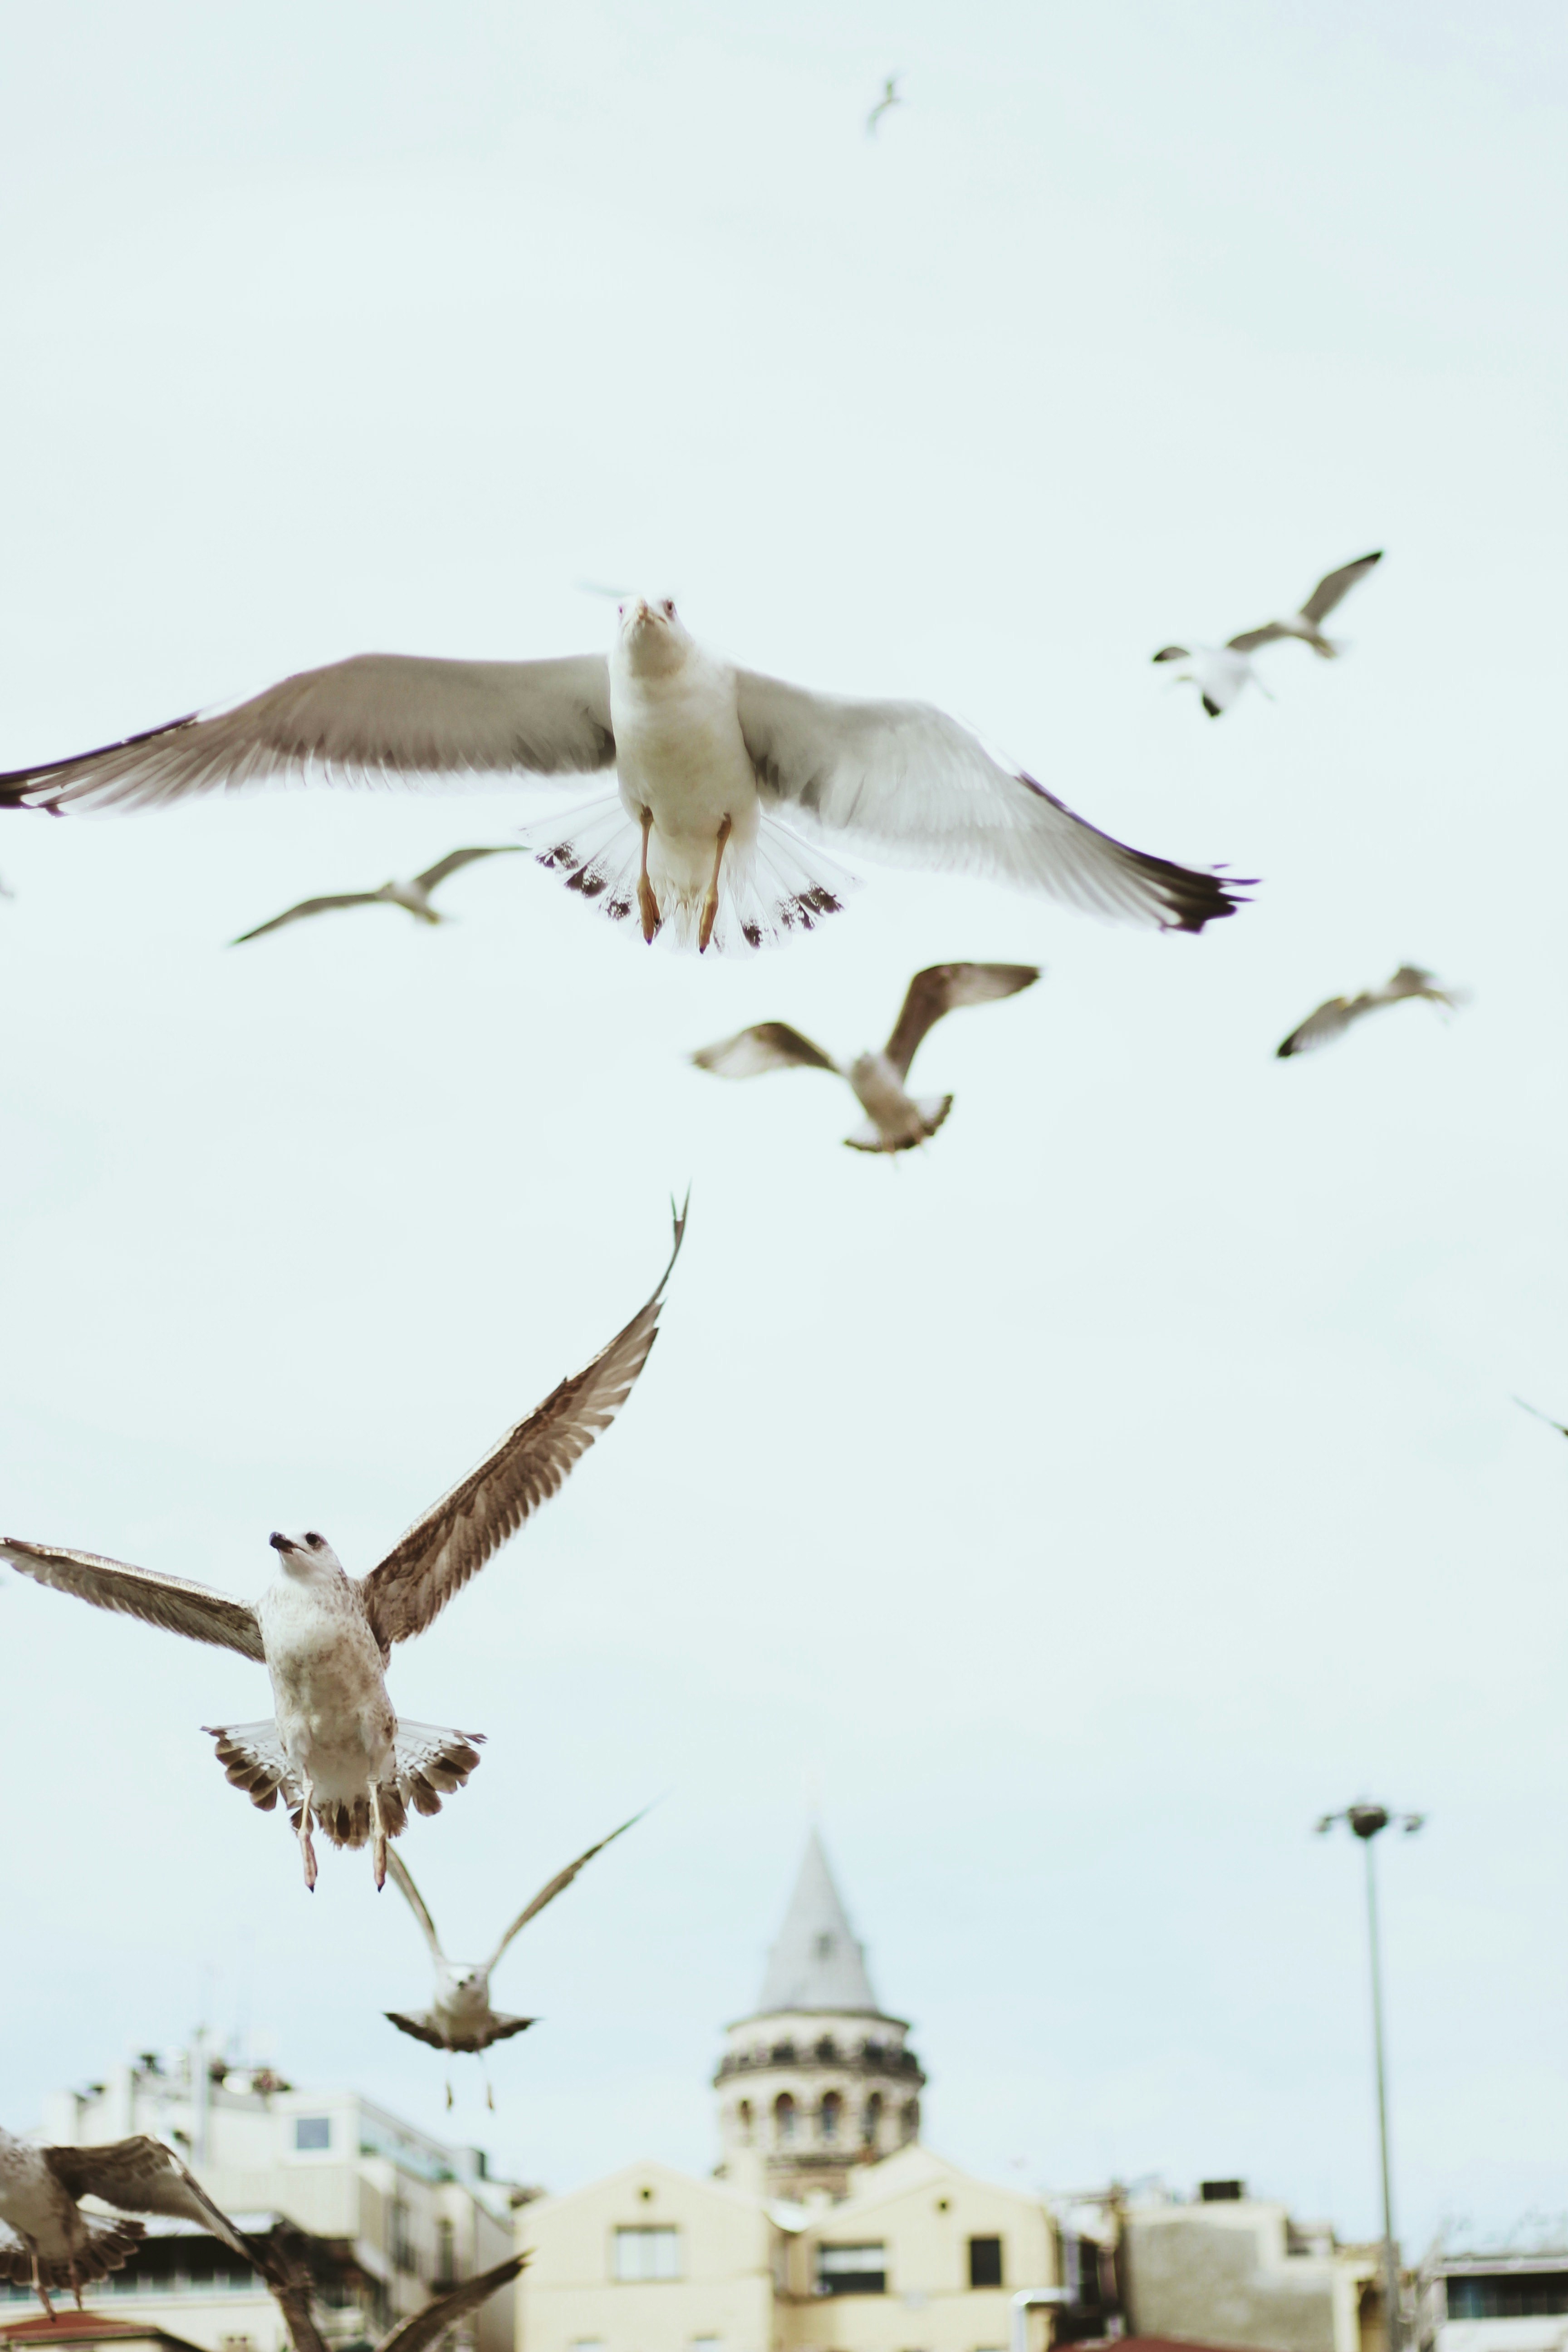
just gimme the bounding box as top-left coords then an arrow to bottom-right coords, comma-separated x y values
269,1529 -> 347,1578
617,595 -> 691,678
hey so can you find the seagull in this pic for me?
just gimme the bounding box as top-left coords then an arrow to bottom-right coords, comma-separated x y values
1153,551 -> 1383,716
1276,965 -> 1465,1058
866,75 -> 903,134
384,1809 -> 644,2101
1,1210 -> 684,1891
693,961 -> 1039,1152
0,600 -> 1246,951
0,2125 -> 254,2318
232,846 -> 522,944
1513,1396 -> 1568,1438
249,2221 -> 524,2352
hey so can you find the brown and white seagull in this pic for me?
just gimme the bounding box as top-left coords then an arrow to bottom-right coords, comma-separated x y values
0,2125 -> 254,2318
384,1808 -> 644,2100
232,845 -> 522,944
1154,551 -> 1383,716
693,961 -> 1039,1152
250,2224 -> 524,2352
1276,965 -> 1465,1058
0,600 -> 1245,951
2,1209 -> 684,1891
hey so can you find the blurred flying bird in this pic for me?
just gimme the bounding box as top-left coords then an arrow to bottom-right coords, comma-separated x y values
1,1210 -> 684,1892
0,599 -> 1247,949
693,962 -> 1039,1153
1276,965 -> 1465,1058
1513,1396 -> 1568,1438
866,75 -> 903,134
0,2126 -> 253,2318
250,2223 -> 524,2352
385,1810 -> 645,2100
232,846 -> 521,944
1154,551 -> 1383,716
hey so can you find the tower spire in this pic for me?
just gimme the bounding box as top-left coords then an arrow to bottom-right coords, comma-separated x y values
757,1828 -> 879,2014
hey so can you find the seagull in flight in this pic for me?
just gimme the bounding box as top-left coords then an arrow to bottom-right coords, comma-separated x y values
250,2222 -> 524,2352
694,961 -> 1039,1153
1514,1396 -> 1568,1438
232,845 -> 522,944
0,600 -> 1246,951
1153,551 -> 1383,716
866,75 -> 903,134
384,1809 -> 644,2101
1276,965 -> 1465,1058
0,2125 -> 254,2317
2,1210 -> 684,1891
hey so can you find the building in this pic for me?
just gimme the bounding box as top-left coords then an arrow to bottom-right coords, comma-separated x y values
0,2320 -> 207,2352
518,1832 -> 1065,2352
8,2049 -> 518,2352
1416,2248 -> 1568,2352
1119,2183 -> 1381,2352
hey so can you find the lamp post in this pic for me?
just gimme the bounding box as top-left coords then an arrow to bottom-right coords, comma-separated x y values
1316,1803 -> 1424,2352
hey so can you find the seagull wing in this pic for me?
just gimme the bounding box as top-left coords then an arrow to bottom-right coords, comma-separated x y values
883,961 -> 1040,1079
386,1847 -> 447,1966
358,1206 -> 686,1650
44,2138 -> 254,2261
2,1538 -> 265,1660
691,1022 -> 838,1078
383,2011 -> 449,2049
486,1808 -> 647,1972
0,652 -> 615,813
1299,551 -> 1382,626
232,893 -> 389,944
1225,624 -> 1290,653
248,2224 -> 330,2352
735,669 -> 1243,932
375,2255 -> 526,2352
1513,1396 -> 1568,1437
1275,995 -> 1364,1058
412,844 -> 525,893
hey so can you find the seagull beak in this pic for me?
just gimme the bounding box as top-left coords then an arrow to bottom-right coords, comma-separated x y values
269,1531 -> 294,1555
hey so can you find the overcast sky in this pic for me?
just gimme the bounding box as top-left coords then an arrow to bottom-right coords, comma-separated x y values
2,0 -> 1566,2258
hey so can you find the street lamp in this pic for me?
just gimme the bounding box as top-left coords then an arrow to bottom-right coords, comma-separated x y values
1316,1803 -> 1424,2352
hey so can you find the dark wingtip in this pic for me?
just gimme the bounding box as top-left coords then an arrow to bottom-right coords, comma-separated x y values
1202,696 -> 1222,718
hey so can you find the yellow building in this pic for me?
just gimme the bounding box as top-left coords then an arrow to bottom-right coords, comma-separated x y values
517,1836 -> 1061,2352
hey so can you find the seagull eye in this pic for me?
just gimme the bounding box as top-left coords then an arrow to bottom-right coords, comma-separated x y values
305,1532 -> 324,1548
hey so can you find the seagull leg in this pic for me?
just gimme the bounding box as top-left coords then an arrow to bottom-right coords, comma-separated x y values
637,808 -> 660,944
27,2244 -> 55,2321
297,1781 -> 318,1893
698,815 -> 732,955
370,1782 -> 388,1892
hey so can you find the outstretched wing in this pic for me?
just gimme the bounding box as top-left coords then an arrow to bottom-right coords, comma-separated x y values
232,893 -> 387,944
386,1847 -> 447,1965
376,2255 -> 527,2352
736,669 -> 1244,933
2,1538 -> 265,1660
488,1808 -> 647,1973
358,1206 -> 686,1650
0,652 -> 615,813
413,844 -> 524,893
383,2009 -> 449,2049
1276,995 -> 1360,1058
883,962 -> 1039,1079
1226,623 -> 1290,653
691,1022 -> 838,1079
1299,551 -> 1382,625
44,2137 -> 254,2261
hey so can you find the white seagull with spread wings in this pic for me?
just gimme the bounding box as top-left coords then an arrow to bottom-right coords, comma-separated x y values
384,1808 -> 643,2100
232,845 -> 522,944
1154,551 -> 1383,716
693,961 -> 1040,1152
0,600 -> 1245,951
0,2125 -> 254,2317
2,1210 -> 683,1891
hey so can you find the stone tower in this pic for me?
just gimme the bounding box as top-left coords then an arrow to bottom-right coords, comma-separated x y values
713,1829 -> 925,2200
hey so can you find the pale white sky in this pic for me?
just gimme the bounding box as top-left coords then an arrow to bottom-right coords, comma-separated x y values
2,0 -> 1566,2254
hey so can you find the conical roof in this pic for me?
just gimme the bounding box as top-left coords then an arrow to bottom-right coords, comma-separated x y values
755,1829 -> 881,2014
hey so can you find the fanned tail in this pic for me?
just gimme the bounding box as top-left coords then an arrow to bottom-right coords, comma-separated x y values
844,1095 -> 954,1154
518,799 -> 855,954
205,1719 -> 484,1850
0,2216 -> 147,2292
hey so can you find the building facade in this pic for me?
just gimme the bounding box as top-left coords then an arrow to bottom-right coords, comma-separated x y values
1416,2248 -> 1568,2352
1120,2183 -> 1380,2352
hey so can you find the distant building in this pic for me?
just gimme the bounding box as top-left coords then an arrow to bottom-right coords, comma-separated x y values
9,2049 -> 518,2352
1120,2182 -> 1381,2352
1416,2248 -> 1568,2352
518,1832 -> 1066,2352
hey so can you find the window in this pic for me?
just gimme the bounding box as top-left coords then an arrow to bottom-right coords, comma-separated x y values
613,2228 -> 681,2283
816,2244 -> 887,2297
737,2100 -> 754,2145
969,2239 -> 1004,2290
1447,2278 -> 1568,2321
774,2092 -> 796,2144
901,2099 -> 920,2145
390,2200 -> 415,2275
691,2338 -> 725,2352
434,2220 -> 456,2286
862,2093 -> 883,2146
294,2116 -> 331,2152
820,2092 -> 843,2143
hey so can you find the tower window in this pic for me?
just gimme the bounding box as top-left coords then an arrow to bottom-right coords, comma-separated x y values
969,2239 -> 1004,2290
737,2100 -> 754,2145
774,2092 -> 796,2144
901,2099 -> 920,2144
862,2093 -> 883,2146
820,2091 -> 843,2142
815,2035 -> 837,2063
814,1933 -> 834,1960
612,2228 -> 681,2283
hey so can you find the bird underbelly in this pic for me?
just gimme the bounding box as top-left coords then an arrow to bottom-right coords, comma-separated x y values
615,707 -> 759,852
268,1649 -> 397,1794
849,1058 -> 921,1142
